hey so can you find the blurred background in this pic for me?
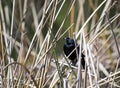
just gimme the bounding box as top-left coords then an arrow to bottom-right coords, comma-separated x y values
0,0 -> 120,88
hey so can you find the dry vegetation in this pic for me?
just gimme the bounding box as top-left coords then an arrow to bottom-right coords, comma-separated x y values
0,0 -> 120,88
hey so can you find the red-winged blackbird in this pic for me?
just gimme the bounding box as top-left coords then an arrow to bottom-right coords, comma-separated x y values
63,37 -> 85,69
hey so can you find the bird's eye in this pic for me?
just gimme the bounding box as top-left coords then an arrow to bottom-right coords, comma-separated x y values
65,37 -> 74,44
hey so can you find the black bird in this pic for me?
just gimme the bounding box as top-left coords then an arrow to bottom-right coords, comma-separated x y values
63,37 -> 85,69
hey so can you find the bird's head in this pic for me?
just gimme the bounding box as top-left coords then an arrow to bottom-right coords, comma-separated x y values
65,37 -> 75,45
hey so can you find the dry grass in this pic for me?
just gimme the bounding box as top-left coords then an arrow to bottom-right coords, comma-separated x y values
0,0 -> 120,88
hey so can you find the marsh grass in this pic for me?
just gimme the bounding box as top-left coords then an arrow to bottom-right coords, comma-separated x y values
0,0 -> 120,88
